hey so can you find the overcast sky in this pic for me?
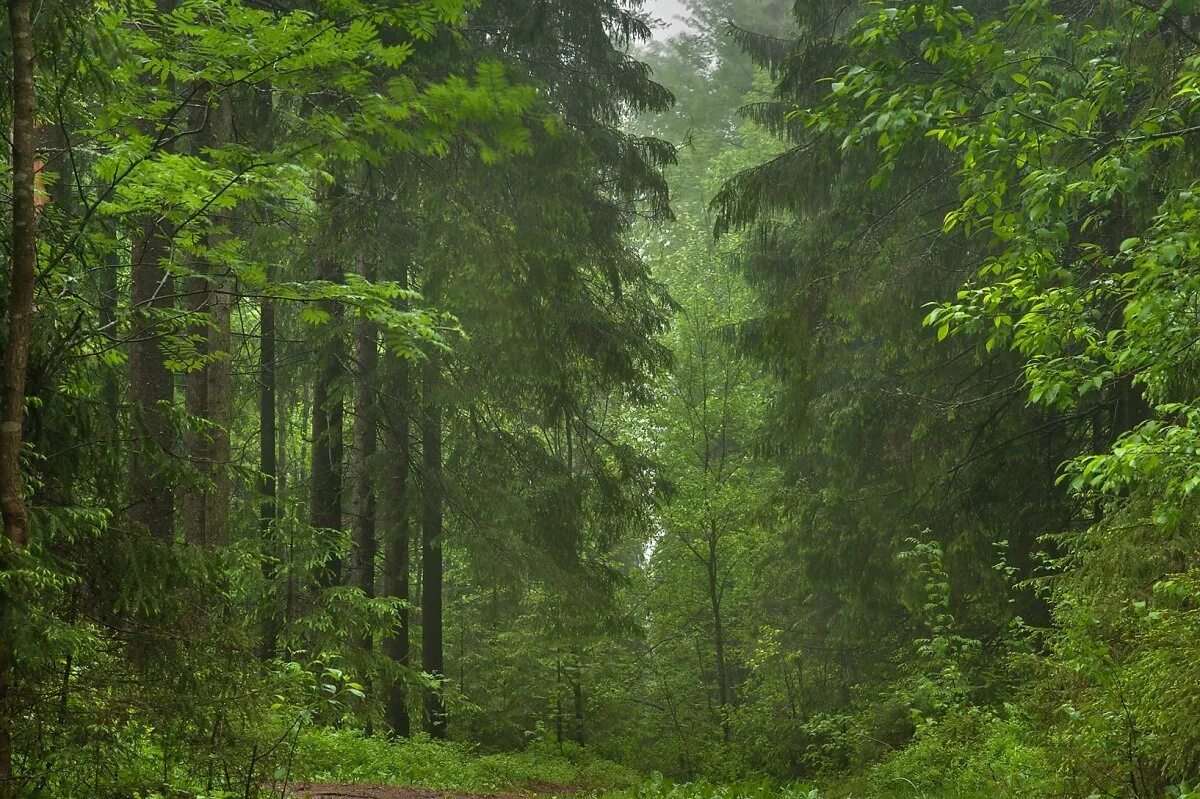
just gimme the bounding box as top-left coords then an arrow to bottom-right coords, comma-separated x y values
645,0 -> 692,39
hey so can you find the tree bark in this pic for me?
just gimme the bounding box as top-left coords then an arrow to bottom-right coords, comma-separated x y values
351,253 -> 378,602
382,347 -> 412,736
571,648 -> 585,746
204,269 -> 232,547
421,353 -> 445,738
260,292 -> 279,658
182,267 -> 210,544
0,0 -> 37,792
309,189 -> 345,585
706,524 -> 731,742
128,239 -> 175,541
2,0 -> 37,550
182,92 -> 233,547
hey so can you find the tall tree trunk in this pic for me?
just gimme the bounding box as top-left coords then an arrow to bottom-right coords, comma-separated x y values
0,0 -> 37,792
204,269 -> 232,547
350,251 -> 378,735
182,92 -> 232,547
129,215 -> 175,542
382,351 -> 411,736
555,655 -> 564,748
571,647 -> 585,746
100,233 -> 121,430
182,268 -> 210,544
281,374 -> 294,643
260,291 -> 279,657
706,524 -> 731,742
421,353 -> 445,738
2,0 -> 37,550
351,253 -> 378,604
309,189 -> 345,585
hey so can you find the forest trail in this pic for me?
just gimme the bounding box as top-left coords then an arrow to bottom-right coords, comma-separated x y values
287,783 -> 578,799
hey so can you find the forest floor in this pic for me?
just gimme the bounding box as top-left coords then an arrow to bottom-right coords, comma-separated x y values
287,783 -> 579,799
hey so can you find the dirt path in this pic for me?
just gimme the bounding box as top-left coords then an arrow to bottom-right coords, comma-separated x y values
286,783 -> 578,799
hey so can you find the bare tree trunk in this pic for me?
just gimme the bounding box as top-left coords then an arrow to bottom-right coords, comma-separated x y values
351,253 -> 378,603
421,353 -> 445,738
571,647 -> 585,746
182,93 -> 233,547
280,373 -> 294,645
128,216 -> 176,542
205,266 -> 232,546
2,0 -> 37,550
706,524 -> 731,742
260,291 -> 279,657
0,0 -> 37,792
382,349 -> 411,736
183,268 -> 210,544
310,188 -> 345,585
100,230 -> 121,450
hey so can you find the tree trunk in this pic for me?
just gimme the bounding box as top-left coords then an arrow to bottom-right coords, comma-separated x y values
0,0 -> 37,792
128,214 -> 176,543
351,253 -> 378,603
100,231 -> 121,433
281,375 -> 294,644
707,524 -> 731,742
260,292 -> 279,658
204,265 -> 232,546
571,647 -> 585,746
2,0 -> 37,550
182,92 -> 232,547
382,348 -> 412,736
182,267 -> 210,544
309,189 -> 345,585
421,353 -> 445,738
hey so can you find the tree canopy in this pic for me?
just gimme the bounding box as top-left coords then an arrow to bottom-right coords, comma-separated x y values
4,0 -> 1200,797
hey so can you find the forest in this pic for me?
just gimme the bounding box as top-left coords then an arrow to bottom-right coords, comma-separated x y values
3,0 -> 1200,796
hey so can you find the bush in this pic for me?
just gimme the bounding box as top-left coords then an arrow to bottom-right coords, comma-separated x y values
290,729 -> 641,792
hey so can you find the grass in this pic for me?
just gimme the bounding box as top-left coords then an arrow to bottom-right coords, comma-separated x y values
289,729 -> 644,793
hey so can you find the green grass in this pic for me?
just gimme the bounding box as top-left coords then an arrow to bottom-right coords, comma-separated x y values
290,729 -> 643,793
599,776 -> 819,799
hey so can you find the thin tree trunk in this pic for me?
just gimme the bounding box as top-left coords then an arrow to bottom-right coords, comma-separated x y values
182,92 -> 232,547
309,188 -> 345,585
571,647 -> 585,746
205,262 -> 232,546
129,215 -> 175,542
2,0 -> 37,549
183,267 -> 210,544
100,233 -> 121,429
0,0 -> 37,792
351,253 -> 378,605
382,351 -> 411,736
556,655 -> 564,748
282,375 -> 295,644
421,353 -> 445,738
260,292 -> 279,657
706,524 -> 731,742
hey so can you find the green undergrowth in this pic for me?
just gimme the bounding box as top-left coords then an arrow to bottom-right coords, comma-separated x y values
291,729 -> 642,792
600,776 -> 819,799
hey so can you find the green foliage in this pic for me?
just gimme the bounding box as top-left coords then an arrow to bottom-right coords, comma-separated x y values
17,0 -> 1200,794
850,709 -> 1060,799
292,729 -> 641,792
602,775 -> 820,799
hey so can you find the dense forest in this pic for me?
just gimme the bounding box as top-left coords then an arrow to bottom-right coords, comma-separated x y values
3,0 -> 1200,796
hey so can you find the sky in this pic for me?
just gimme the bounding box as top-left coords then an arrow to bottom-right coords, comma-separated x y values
645,0 -> 692,40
